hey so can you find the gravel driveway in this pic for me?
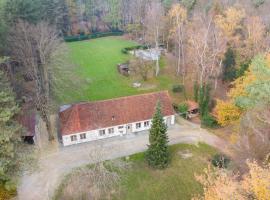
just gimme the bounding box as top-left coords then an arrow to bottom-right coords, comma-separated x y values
18,120 -> 227,200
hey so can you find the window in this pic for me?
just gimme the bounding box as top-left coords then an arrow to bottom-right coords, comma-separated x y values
70,135 -> 77,142
99,129 -> 106,136
118,126 -> 124,129
80,133 -> 86,140
108,128 -> 114,134
144,121 -> 150,127
136,123 -> 141,129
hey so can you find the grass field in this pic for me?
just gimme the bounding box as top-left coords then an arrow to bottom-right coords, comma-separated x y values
116,143 -> 216,200
55,143 -> 217,200
57,36 -> 184,104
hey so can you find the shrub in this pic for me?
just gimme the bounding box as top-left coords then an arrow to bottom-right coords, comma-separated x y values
172,84 -> 184,93
178,103 -> 189,119
211,154 -> 230,168
201,114 -> 218,128
121,45 -> 148,54
0,184 -> 16,200
252,0 -> 265,7
64,31 -> 124,42
236,60 -> 250,78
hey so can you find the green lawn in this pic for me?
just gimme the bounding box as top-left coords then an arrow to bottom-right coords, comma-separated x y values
116,143 -> 217,200
54,143 -> 217,200
57,36 -> 184,104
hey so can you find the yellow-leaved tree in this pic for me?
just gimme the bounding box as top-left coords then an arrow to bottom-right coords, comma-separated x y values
215,7 -> 245,45
242,161 -> 270,200
215,100 -> 242,126
229,70 -> 256,100
194,161 -> 270,200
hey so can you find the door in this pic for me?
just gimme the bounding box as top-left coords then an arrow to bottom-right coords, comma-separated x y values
126,124 -> 132,134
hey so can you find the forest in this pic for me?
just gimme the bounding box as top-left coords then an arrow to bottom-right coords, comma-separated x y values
0,0 -> 270,199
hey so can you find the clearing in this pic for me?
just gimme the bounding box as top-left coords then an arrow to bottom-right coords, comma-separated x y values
57,36 -> 186,105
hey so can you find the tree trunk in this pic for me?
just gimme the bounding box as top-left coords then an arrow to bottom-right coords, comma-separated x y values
177,39 -> 181,76
44,114 -> 54,141
155,26 -> 160,77
155,41 -> 160,77
180,25 -> 185,86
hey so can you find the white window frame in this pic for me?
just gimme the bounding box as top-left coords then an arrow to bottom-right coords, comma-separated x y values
99,129 -> 106,136
144,121 -> 150,127
108,128 -> 114,134
70,135 -> 77,142
118,126 -> 124,129
80,133 -> 86,140
136,123 -> 141,129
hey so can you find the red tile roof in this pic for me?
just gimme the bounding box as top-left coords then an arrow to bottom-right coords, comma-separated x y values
59,91 -> 175,136
17,103 -> 36,137
186,100 -> 199,111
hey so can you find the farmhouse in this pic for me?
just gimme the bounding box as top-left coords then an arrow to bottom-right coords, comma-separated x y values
59,91 -> 175,146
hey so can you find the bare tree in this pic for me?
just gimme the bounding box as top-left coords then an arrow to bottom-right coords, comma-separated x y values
8,20 -> 66,141
243,16 -> 270,60
129,57 -> 153,81
168,4 -> 187,83
188,12 -> 226,88
235,104 -> 270,167
144,1 -> 165,76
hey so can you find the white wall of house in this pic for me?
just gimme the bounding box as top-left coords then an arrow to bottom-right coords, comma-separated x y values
62,115 -> 175,146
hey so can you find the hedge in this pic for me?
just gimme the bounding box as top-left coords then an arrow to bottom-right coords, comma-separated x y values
121,45 -> 148,54
64,31 -> 124,42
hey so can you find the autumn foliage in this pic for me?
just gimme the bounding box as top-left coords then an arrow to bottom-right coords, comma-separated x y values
194,161 -> 270,200
215,100 -> 242,126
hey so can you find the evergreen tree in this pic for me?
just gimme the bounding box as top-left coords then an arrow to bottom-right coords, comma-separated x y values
146,102 -> 169,169
0,69 -> 21,186
198,84 -> 211,117
223,48 -> 236,81
193,81 -> 199,102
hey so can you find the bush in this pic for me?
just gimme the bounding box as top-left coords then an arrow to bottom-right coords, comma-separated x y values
172,84 -> 184,93
178,103 -> 188,119
252,0 -> 265,7
64,31 -> 124,42
0,184 -> 16,200
211,154 -> 230,168
201,114 -> 218,128
236,61 -> 250,78
121,45 -> 148,54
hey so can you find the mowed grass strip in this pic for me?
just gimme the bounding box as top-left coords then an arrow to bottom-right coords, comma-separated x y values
116,143 -> 217,200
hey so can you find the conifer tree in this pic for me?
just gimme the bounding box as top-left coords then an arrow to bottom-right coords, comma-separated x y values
146,102 -> 169,169
0,69 -> 21,185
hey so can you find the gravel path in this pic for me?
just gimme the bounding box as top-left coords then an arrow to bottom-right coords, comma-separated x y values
18,121 -> 227,200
